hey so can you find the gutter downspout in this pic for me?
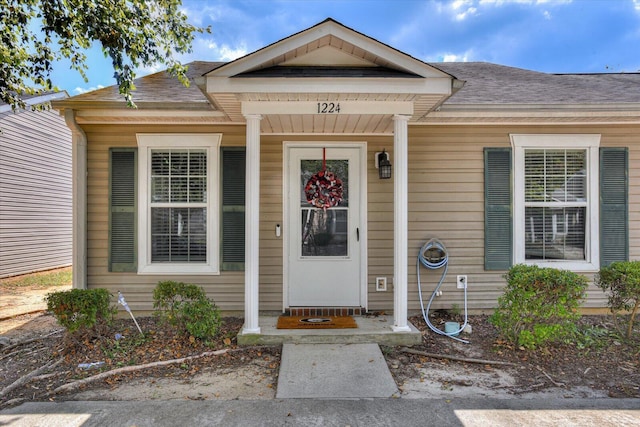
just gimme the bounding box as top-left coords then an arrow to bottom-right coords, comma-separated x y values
64,109 -> 88,289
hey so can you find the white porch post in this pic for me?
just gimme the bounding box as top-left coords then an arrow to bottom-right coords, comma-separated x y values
243,114 -> 262,334
392,114 -> 411,332
64,110 -> 87,289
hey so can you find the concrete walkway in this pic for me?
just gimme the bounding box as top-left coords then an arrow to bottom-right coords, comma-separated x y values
276,343 -> 398,398
1,399 -> 639,426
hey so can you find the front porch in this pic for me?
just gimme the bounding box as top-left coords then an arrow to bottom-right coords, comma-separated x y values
200,19 -> 460,336
237,314 -> 423,346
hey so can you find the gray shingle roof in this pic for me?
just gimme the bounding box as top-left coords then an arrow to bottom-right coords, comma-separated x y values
431,62 -> 640,105
67,61 -> 222,105
62,60 -> 639,108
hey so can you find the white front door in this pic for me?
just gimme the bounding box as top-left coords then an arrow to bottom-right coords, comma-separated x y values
286,145 -> 364,307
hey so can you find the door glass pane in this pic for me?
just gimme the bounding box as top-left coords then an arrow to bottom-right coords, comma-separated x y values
300,159 -> 348,257
301,209 -> 348,256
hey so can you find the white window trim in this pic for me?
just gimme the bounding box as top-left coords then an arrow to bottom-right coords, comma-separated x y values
511,134 -> 600,272
137,133 -> 222,275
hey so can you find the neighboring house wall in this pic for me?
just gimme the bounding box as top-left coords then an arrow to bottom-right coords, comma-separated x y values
81,121 -> 639,313
0,103 -> 72,278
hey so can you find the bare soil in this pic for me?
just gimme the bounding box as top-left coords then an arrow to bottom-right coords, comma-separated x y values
0,314 -> 280,407
387,312 -> 640,399
1,283 -> 639,408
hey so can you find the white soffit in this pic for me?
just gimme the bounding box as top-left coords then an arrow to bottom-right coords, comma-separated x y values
281,45 -> 375,67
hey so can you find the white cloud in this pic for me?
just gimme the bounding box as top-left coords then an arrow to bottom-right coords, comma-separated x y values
543,10 -> 552,19
179,3 -> 222,27
634,0 -> 640,12
73,85 -> 104,94
426,50 -> 474,63
206,41 -> 248,61
443,53 -> 468,62
136,64 -> 164,75
479,0 -> 572,5
451,0 -> 478,20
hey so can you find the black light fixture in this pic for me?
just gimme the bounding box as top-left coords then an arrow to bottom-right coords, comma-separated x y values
377,149 -> 392,179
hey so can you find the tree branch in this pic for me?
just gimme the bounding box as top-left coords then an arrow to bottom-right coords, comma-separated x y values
0,357 -> 64,397
1,330 -> 64,354
399,347 -> 517,366
50,348 -> 233,395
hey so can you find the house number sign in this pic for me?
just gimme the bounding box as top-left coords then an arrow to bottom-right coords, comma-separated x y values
317,102 -> 341,114
241,101 -> 413,115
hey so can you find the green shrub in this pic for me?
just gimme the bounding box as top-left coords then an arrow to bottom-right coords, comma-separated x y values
489,264 -> 588,349
46,288 -> 116,333
152,281 -> 222,341
595,261 -> 640,339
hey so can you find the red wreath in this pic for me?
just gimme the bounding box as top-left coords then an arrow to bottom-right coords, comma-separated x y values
304,149 -> 343,210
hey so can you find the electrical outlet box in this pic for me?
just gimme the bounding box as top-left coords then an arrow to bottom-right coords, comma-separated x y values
376,277 -> 387,291
457,275 -> 468,289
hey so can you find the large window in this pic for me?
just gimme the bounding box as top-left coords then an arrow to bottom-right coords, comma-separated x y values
512,134 -> 600,271
137,134 -> 221,274
150,149 -> 207,262
524,149 -> 586,261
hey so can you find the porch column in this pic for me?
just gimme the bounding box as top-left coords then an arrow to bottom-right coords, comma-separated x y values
392,114 -> 411,332
64,110 -> 87,289
243,114 -> 262,334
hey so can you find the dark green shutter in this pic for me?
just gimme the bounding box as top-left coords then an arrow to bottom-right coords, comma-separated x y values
221,148 -> 246,270
600,147 -> 628,266
109,149 -> 137,272
484,148 -> 512,270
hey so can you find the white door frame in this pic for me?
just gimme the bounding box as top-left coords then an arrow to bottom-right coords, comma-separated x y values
282,141 -> 368,311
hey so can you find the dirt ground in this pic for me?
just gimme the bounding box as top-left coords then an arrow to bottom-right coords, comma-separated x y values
1,282 -> 639,408
0,284 -> 70,326
387,312 -> 639,400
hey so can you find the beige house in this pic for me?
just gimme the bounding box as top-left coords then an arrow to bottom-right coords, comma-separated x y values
53,19 -> 639,337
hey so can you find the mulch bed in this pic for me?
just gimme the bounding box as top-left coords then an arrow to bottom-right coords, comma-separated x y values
0,315 -> 279,408
385,312 -> 640,398
1,312 -> 639,409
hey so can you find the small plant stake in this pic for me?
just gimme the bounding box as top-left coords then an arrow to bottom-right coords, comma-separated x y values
118,291 -> 143,335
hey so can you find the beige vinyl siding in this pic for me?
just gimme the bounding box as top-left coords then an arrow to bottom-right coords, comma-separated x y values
84,122 -> 640,313
405,124 -> 640,312
364,136 -> 395,309
0,108 -> 72,278
405,126 -> 503,312
86,124 -> 248,313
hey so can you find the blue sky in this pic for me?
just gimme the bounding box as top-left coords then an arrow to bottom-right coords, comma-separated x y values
51,0 -> 640,96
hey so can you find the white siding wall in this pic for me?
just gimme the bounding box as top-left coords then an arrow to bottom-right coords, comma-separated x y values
0,108 -> 72,278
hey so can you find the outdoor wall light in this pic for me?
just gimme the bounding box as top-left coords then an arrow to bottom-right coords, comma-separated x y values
375,149 -> 392,179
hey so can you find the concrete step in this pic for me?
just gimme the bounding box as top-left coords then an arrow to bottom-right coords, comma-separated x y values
237,315 -> 423,346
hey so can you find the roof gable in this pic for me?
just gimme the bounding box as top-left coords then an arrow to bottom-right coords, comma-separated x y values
204,18 -> 457,129
206,18 -> 450,79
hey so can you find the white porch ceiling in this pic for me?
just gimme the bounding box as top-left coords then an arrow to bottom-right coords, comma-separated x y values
208,92 -> 450,134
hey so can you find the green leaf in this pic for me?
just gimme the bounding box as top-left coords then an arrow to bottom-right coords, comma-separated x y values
0,0 -> 209,110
